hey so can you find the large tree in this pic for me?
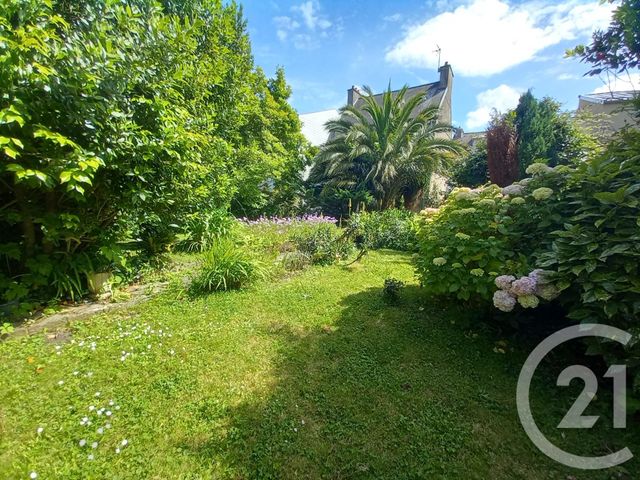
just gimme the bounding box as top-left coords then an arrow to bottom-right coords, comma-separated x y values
310,85 -> 462,211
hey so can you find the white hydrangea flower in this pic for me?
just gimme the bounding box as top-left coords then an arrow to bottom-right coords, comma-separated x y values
525,163 -> 553,175
532,187 -> 553,201
432,257 -> 447,266
501,184 -> 524,196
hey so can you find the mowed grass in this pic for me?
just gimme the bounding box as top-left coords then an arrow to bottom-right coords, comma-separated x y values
1,250 -> 638,479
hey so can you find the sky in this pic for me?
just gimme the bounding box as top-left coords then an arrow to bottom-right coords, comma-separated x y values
241,0 -> 640,132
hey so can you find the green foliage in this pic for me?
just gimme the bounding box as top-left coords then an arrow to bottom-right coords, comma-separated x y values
382,277 -> 404,303
0,0 -> 306,307
352,209 -> 418,251
190,241 -> 263,293
309,84 -> 463,212
568,0 -> 640,75
514,91 -> 587,175
451,140 -> 488,188
176,210 -> 237,253
289,223 -> 353,265
278,250 -> 311,272
415,169 -> 568,302
539,130 -> 640,331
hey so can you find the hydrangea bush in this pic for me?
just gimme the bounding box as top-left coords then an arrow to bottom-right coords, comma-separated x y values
418,131 -> 640,384
415,164 -> 567,302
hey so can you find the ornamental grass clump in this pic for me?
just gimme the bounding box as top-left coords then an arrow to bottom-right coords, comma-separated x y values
190,241 -> 264,293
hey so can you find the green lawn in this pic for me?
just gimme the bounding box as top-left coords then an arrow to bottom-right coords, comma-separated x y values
1,251 -> 638,479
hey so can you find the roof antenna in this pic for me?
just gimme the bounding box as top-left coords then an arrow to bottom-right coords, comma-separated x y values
434,44 -> 442,69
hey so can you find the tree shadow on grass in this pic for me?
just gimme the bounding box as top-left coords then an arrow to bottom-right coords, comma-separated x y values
180,284 -> 640,479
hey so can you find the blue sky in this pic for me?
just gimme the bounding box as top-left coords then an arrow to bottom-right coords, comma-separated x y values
242,0 -> 639,131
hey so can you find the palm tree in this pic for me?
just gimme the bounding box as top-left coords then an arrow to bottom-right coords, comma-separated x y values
310,84 -> 463,211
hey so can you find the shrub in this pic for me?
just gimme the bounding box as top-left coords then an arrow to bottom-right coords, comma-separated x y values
289,223 -> 352,265
352,209 -> 418,251
415,166 -> 568,302
451,141 -> 488,188
538,130 -> 640,329
190,241 -> 263,293
279,251 -> 312,271
383,278 -> 405,303
176,210 -> 237,253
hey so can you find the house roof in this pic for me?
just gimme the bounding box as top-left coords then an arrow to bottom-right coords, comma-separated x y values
352,81 -> 446,110
579,90 -> 638,104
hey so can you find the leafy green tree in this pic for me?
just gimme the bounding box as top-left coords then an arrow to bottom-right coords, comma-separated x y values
310,85 -> 462,211
450,140 -> 488,188
514,91 -> 589,175
568,0 -> 639,76
0,0 -> 307,304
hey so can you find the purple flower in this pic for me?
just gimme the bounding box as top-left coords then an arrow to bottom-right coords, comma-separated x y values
493,290 -> 516,312
494,275 -> 515,290
510,276 -> 537,296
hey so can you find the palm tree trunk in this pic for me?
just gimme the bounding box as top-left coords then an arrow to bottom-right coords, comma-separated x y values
403,188 -> 423,212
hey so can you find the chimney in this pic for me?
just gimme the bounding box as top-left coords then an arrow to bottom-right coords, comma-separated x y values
347,85 -> 361,106
438,62 -> 453,89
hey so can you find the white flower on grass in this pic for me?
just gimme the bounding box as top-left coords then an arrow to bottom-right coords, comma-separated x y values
88,406 -> 95,411
57,380 -> 64,386
115,448 -> 121,454
109,400 -> 114,406
36,427 -> 44,435
79,439 -> 87,447
115,406 -> 120,411
121,439 -> 128,447
87,454 -> 94,461
80,417 -> 89,426
95,392 -> 101,397
73,371 -> 79,376
106,411 -> 112,417
30,472 -> 37,479
91,442 -> 98,449
97,427 -> 104,434
105,423 -> 112,429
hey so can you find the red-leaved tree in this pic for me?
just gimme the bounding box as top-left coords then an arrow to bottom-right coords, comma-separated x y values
486,115 -> 519,186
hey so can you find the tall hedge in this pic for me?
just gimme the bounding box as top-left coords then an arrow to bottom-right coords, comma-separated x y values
0,0 -> 307,303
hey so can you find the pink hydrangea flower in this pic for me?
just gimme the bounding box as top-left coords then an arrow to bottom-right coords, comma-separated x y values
494,275 -> 515,290
493,290 -> 516,312
510,276 -> 537,296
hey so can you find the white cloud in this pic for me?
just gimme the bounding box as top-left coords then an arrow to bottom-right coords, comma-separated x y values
593,73 -> 640,93
557,73 -> 579,81
293,1 -> 332,30
386,0 -> 614,77
383,13 -> 402,22
466,84 -> 523,130
273,1 -> 333,49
